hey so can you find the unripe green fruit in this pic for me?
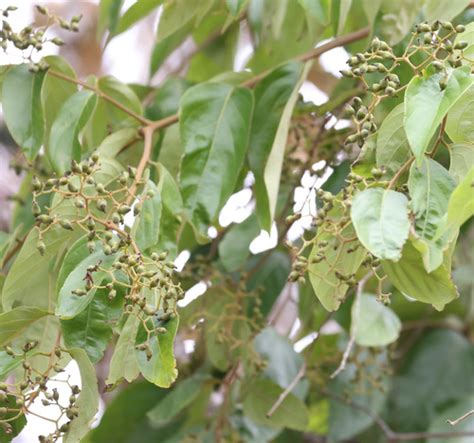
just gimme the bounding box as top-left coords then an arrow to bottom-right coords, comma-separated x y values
97,199 -> 107,212
37,241 -> 46,255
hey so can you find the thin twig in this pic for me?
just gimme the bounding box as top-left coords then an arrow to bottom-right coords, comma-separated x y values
266,362 -> 306,418
324,390 -> 474,441
330,271 -> 372,379
47,69 -> 151,126
387,157 -> 414,190
447,409 -> 474,426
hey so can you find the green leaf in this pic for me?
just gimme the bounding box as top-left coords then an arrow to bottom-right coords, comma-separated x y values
132,181 -> 162,251
442,166 -> 474,235
179,82 -> 253,236
351,188 -> 410,261
149,25 -> 191,78
424,0 -> 470,22
64,348 -> 99,443
427,396 -> 474,443
98,0 -> 124,36
298,0 -> 328,25
106,312 -> 140,385
136,315 -> 179,388
2,227 -> 78,311
254,327 -> 307,398
379,0 -> 420,45
49,90 -> 98,174
147,374 -> 206,426
352,294 -> 401,347
2,64 -> 45,161
56,236 -> 116,319
150,163 -> 184,257
218,214 -> 260,272
248,61 -> 310,231
449,143 -> 474,183
61,286 -> 124,363
387,330 -> 474,433
41,56 -> 78,149
157,0 -> 213,41
243,378 -> 309,431
376,103 -> 410,177
408,157 -> 456,241
382,240 -> 458,310
85,381 -> 167,443
404,66 -> 473,163
446,84 -> 474,144
247,250 -> 291,316
308,202 -> 366,311
337,0 -> 352,35
226,0 -> 248,16
329,355 -> 389,440
115,0 -> 163,37
0,307 -> 48,347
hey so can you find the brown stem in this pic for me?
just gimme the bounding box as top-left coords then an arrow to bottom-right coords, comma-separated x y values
388,157 -> 415,190
47,69 -> 151,126
149,26 -> 371,132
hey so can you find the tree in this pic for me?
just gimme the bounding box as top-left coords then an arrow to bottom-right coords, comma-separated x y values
0,1 -> 473,442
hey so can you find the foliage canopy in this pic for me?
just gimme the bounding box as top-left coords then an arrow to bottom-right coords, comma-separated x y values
0,1 -> 473,442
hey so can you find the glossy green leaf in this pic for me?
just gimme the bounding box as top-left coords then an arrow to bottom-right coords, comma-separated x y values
382,240 -> 458,310
376,103 -> 410,177
424,0 -> 470,22
115,0 -> 163,37
64,348 -> 99,443
149,25 -> 191,77
352,294 -> 401,347
49,90 -> 98,174
218,214 -> 260,272
2,227 -> 77,311
136,315 -> 179,388
404,66 -> 473,163
248,61 -> 310,231
132,181 -> 162,251
351,188 -> 410,261
56,236 -> 116,319
179,82 -> 253,236
2,64 -> 45,161
309,203 -> 366,311
408,157 -> 456,241
0,307 -> 48,347
61,286 -> 124,363
446,84 -> 474,144
147,374 -> 206,426
41,56 -> 78,149
243,377 -> 309,431
449,143 -> 474,183
106,312 -> 140,385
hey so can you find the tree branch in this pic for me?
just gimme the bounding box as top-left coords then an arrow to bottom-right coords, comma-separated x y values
47,69 -> 151,126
